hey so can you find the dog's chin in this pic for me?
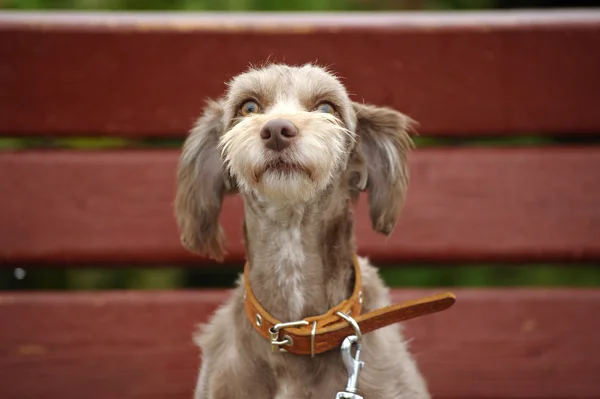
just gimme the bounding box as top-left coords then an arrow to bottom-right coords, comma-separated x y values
258,172 -> 319,203
243,164 -> 327,204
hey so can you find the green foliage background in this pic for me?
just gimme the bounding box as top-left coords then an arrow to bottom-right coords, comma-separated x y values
0,0 -> 498,11
1,0 -> 599,290
4,0 -> 599,11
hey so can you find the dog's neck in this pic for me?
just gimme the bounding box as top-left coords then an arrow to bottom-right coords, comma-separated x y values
242,185 -> 356,322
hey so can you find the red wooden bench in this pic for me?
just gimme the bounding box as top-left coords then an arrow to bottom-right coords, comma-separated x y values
1,10 -> 600,399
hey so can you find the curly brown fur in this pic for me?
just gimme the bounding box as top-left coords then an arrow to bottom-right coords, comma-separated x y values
174,63 -> 429,399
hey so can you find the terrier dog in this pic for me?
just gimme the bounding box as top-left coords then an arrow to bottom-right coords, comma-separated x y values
175,63 -> 432,399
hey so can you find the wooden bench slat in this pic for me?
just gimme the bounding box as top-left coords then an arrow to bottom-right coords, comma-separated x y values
1,147 -> 599,265
1,11 -> 600,137
1,288 -> 598,399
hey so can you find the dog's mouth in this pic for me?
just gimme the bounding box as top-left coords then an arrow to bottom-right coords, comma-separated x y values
266,159 -> 306,173
252,159 -> 313,182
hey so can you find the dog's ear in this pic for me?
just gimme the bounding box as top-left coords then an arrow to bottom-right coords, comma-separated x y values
350,102 -> 414,235
174,99 -> 235,262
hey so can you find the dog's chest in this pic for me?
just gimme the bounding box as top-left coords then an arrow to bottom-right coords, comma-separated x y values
269,355 -> 347,399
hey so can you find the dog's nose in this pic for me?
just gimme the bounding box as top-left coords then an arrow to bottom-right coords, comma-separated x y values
260,119 -> 298,151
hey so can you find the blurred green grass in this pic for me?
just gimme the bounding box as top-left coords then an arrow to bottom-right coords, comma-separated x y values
6,0 -> 595,11
0,0 -> 492,11
4,135 -> 597,151
2,264 -> 600,290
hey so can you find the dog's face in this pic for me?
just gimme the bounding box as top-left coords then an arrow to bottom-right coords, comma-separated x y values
219,64 -> 357,204
175,63 -> 414,261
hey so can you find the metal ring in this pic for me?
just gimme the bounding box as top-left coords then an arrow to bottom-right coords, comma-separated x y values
336,311 -> 362,344
310,321 -> 317,358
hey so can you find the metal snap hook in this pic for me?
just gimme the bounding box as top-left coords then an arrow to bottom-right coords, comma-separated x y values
334,312 -> 364,399
335,335 -> 365,399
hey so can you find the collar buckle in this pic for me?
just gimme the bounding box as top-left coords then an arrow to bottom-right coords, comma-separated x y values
269,320 -> 309,353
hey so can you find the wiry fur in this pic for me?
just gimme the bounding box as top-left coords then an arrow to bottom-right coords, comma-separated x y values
174,63 -> 429,399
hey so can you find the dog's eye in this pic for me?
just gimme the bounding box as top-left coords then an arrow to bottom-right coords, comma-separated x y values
240,101 -> 260,116
315,102 -> 335,114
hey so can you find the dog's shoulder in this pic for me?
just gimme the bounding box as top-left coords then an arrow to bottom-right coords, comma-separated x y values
192,277 -> 245,350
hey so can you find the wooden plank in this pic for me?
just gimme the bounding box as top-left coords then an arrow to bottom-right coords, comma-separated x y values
0,289 -> 598,399
1,147 -> 599,265
1,11 -> 599,137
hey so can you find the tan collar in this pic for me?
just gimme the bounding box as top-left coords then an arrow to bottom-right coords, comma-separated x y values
243,255 -> 456,355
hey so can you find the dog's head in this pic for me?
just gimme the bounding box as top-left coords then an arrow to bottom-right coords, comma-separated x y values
175,63 -> 414,261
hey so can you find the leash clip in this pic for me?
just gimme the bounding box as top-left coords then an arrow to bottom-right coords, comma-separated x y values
335,312 -> 364,399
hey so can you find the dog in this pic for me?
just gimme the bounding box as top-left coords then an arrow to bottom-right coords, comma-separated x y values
175,63 -> 431,399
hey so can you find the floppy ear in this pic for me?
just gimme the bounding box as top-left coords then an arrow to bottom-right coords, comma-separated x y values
351,102 -> 414,235
174,99 -> 235,262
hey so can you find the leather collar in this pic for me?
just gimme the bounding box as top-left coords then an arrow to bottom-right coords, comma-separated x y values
243,255 -> 456,355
